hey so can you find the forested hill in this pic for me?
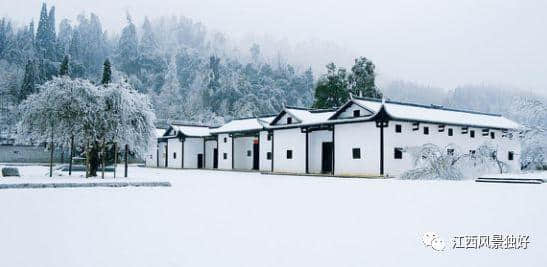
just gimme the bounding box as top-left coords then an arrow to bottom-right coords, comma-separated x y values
0,4 -> 314,132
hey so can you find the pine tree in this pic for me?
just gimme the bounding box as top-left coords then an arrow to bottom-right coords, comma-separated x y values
59,55 -> 69,76
20,60 -> 36,102
348,57 -> 382,98
117,13 -> 138,74
312,63 -> 349,108
46,6 -> 57,60
35,3 -> 49,58
101,58 -> 112,85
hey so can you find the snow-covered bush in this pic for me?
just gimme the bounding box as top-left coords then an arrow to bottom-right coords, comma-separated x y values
401,142 -> 512,180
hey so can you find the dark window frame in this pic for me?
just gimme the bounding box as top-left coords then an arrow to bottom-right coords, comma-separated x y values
173,152 -> 177,159
223,153 -> 227,160
394,147 -> 403,159
423,126 -> 429,135
470,130 -> 475,138
448,128 -> 453,136
223,137 -> 227,143
395,124 -> 402,133
286,150 -> 293,159
352,148 -> 361,159
508,151 -> 514,161
287,117 -> 292,124
247,150 -> 252,157
353,110 -> 360,117
490,132 -> 495,139
266,152 -> 272,160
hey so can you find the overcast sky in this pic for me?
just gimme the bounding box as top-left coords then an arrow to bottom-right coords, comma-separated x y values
4,0 -> 547,94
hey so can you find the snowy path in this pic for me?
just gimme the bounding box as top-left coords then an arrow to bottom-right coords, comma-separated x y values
0,165 -> 545,267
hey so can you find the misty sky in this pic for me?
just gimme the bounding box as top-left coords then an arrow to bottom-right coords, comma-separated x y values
4,0 -> 547,94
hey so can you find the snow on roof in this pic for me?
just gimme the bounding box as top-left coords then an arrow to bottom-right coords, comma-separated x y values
155,128 -> 166,137
209,116 -> 275,133
268,107 -> 336,128
170,124 -> 211,137
352,98 -> 521,129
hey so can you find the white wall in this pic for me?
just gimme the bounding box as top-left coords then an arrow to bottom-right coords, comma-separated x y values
334,122 -> 381,176
259,131 -> 272,171
233,136 -> 256,170
273,128 -> 306,173
205,140 -> 218,169
217,133 -> 232,170
308,130 -> 333,174
337,103 -> 373,119
157,142 -> 167,168
383,121 -> 522,176
276,112 -> 298,125
184,138 -> 204,168
167,138 -> 183,168
145,140 -> 158,167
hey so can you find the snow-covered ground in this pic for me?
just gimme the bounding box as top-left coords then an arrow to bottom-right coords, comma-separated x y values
0,165 -> 545,267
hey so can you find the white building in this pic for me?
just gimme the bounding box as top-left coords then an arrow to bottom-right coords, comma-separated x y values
146,97 -> 522,177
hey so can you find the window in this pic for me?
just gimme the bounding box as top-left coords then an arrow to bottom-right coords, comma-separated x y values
266,152 -> 272,160
423,127 -> 429,135
223,153 -> 227,160
173,152 -> 177,159
287,117 -> 292,124
508,151 -> 514,161
286,150 -> 293,159
223,137 -> 227,143
247,150 -> 252,157
438,125 -> 445,132
267,134 -> 271,141
395,124 -> 402,133
448,128 -> 453,136
353,110 -> 360,117
469,150 -> 476,158
352,148 -> 361,159
490,132 -> 495,139
447,149 -> 454,155
394,147 -> 403,159
470,130 -> 475,138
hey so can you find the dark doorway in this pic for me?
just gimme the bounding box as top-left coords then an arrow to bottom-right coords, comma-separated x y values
213,148 -> 218,169
197,154 -> 203,169
252,142 -> 259,170
321,142 -> 333,173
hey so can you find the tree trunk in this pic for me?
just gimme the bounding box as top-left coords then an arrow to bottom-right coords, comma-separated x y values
85,140 -> 89,178
49,139 -> 54,178
69,135 -> 74,176
88,141 -> 100,177
124,144 -> 128,178
101,140 -> 106,179
113,142 -> 117,179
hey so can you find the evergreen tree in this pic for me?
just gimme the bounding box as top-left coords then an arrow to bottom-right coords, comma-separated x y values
20,60 -> 36,102
101,58 -> 111,85
117,14 -> 138,75
59,55 -> 69,76
312,63 -> 349,108
348,57 -> 382,98
35,3 -> 49,57
46,6 -> 57,59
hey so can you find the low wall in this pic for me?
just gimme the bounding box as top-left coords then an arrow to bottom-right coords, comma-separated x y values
0,145 -> 144,164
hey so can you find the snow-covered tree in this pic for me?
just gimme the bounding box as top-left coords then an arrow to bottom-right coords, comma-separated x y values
508,97 -> 547,170
401,142 -> 512,180
117,14 -> 138,75
348,57 -> 381,98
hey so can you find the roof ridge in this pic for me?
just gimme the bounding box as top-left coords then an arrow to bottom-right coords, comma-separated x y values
171,122 -> 213,127
353,96 -> 502,117
286,106 -> 337,113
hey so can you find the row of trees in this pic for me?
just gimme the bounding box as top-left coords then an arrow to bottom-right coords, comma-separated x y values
18,58 -> 156,177
0,3 -> 317,139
